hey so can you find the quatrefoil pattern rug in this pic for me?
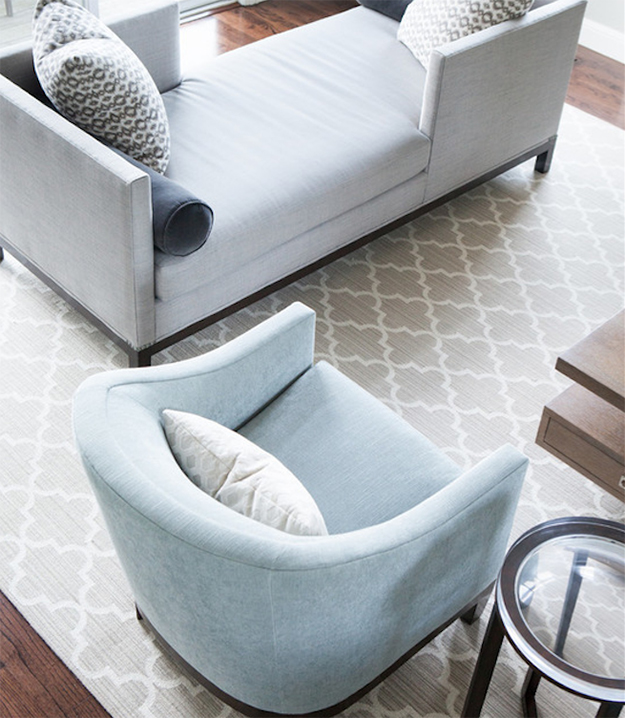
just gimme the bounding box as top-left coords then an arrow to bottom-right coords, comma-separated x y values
1,104 -> 623,718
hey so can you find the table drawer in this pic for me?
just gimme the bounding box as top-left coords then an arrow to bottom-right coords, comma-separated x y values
536,385 -> 625,500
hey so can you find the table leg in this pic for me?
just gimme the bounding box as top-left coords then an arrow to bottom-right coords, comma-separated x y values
554,549 -> 588,657
461,604 -> 506,718
596,703 -> 623,718
521,668 -> 541,718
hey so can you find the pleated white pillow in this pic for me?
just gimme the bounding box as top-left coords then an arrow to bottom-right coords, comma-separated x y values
162,410 -> 328,536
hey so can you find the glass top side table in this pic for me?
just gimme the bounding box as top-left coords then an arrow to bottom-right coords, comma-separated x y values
462,517 -> 625,718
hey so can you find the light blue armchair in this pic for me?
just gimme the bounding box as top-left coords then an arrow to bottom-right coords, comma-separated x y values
73,302 -> 528,716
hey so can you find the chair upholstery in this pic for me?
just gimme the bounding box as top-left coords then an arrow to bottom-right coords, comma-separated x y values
73,302 -> 528,716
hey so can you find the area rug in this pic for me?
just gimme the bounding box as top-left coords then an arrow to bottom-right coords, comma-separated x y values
1,103 -> 623,718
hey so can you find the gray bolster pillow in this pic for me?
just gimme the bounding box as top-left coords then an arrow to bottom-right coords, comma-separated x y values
113,148 -> 214,256
358,0 -> 411,20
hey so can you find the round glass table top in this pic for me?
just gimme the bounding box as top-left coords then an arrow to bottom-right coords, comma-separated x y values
497,517 -> 625,703
515,534 -> 624,680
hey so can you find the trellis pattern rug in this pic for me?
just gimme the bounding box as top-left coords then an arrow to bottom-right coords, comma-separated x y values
1,104 -> 623,718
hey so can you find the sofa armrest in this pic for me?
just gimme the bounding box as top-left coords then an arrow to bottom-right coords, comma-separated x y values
419,0 -> 586,202
0,75 -> 156,350
108,0 -> 181,93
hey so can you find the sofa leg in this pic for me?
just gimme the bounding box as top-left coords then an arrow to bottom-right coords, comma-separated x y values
460,592 -> 490,625
0,246 -> 4,263
535,136 -> 557,174
127,348 -> 153,368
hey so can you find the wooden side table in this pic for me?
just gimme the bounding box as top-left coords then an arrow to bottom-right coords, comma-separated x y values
536,311 -> 625,499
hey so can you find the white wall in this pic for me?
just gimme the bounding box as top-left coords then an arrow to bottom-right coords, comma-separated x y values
580,0 -> 624,63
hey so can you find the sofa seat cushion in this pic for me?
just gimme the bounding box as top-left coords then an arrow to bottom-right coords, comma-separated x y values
238,362 -> 461,534
155,7 -> 429,303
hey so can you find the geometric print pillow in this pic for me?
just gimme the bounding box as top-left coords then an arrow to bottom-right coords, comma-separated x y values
162,410 -> 329,537
398,0 -> 534,70
32,0 -> 170,173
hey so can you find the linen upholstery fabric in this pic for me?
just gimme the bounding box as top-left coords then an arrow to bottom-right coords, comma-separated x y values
398,0 -> 534,69
73,303 -> 529,714
357,0 -> 412,20
1,0 -> 586,358
32,0 -> 170,172
418,0 -> 585,202
239,362 -> 461,533
0,2 -> 180,351
162,410 -> 328,536
153,172 -> 429,340
156,7 -> 429,302
111,148 -> 213,256
0,74 -> 156,350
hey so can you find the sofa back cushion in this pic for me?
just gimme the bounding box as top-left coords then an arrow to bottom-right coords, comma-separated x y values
155,7 -> 430,302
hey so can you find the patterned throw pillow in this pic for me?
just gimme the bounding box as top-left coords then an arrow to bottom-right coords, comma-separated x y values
32,0 -> 170,173
162,410 -> 329,537
398,0 -> 534,69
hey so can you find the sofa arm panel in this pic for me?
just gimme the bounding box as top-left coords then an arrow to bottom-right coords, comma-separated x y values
0,76 -> 155,350
108,0 -> 181,93
0,41 -> 45,99
419,0 -> 586,202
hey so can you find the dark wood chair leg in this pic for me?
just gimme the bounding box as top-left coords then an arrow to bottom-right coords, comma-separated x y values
461,592 -> 490,625
462,604 -> 506,718
535,136 -> 557,174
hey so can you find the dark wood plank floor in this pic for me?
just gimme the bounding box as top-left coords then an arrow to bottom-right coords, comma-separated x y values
1,2 -> 623,716
0,592 -> 112,718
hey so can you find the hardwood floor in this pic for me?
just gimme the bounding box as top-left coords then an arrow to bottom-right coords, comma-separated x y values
1,2 -> 623,716
0,593 -> 112,718
567,45 -> 625,129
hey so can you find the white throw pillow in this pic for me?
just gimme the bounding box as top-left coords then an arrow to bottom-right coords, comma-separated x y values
32,0 -> 170,173
162,410 -> 328,537
398,0 -> 534,69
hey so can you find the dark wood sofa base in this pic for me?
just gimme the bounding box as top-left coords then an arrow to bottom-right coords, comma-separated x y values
0,138 -> 556,367
134,585 -> 492,717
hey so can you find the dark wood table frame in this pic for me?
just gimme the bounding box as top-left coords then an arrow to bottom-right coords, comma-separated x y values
537,311 -> 625,500
462,517 -> 625,718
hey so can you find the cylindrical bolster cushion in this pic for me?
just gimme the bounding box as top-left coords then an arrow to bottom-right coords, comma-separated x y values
357,0 -> 411,20
113,148 -> 214,256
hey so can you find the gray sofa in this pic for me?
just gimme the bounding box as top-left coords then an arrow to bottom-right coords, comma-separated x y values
0,0 -> 585,366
